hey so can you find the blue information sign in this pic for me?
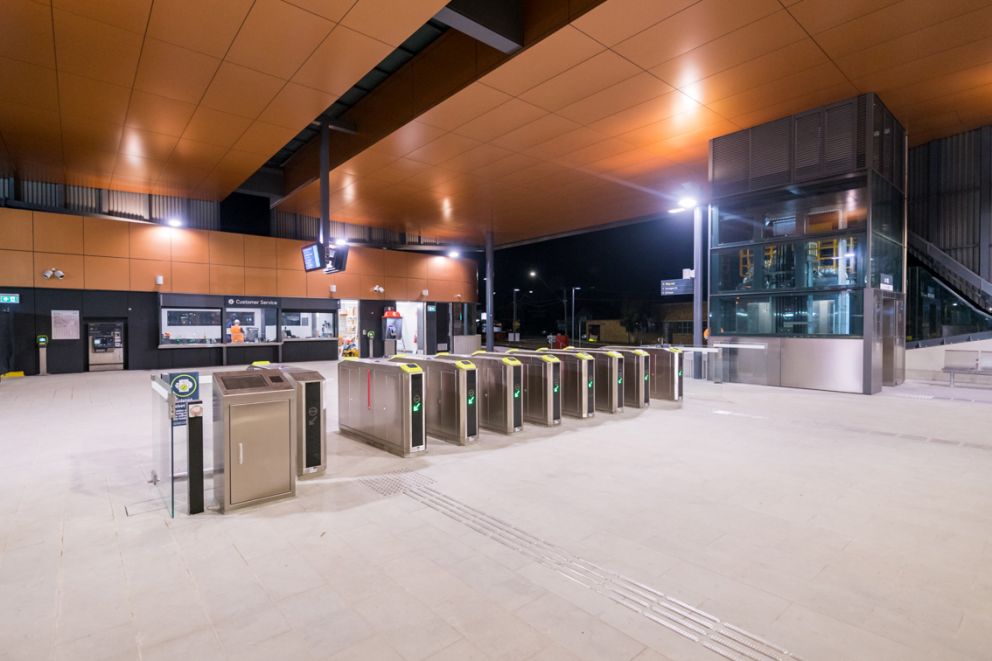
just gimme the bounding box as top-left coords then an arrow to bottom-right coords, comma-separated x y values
660,278 -> 693,296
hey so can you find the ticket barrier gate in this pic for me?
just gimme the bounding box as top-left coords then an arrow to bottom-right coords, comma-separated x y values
565,348 -> 623,413
602,348 -> 650,409
249,363 -> 327,477
436,353 -> 523,434
213,369 -> 296,512
388,355 -> 479,445
510,349 -> 595,419
632,346 -> 684,403
476,351 -> 561,426
338,358 -> 426,457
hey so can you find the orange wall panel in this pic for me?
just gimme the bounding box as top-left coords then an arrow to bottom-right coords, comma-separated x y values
405,252 -> 428,279
208,231 -> 245,266
83,217 -> 130,257
382,276 -> 408,300
33,252 -> 85,289
0,249 -> 34,286
0,208 -> 33,251
425,254 -> 454,281
84,256 -> 130,290
130,223 -> 172,260
405,278 -> 429,300
130,259 -> 171,291
277,269 -> 306,297
244,267 -> 279,296
244,235 -> 277,268
33,213 -> 83,254
275,238 -> 305,270
209,265 -> 245,295
172,262 -> 209,294
305,270 -> 332,299
326,272 -> 362,299
359,274 -> 388,300
171,228 -> 210,263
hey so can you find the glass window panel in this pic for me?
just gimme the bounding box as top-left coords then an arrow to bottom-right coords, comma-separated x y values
711,296 -> 773,335
160,307 -> 222,345
871,234 -> 903,292
870,175 -> 903,244
908,266 -> 992,341
804,235 -> 863,288
713,248 -> 754,292
762,215 -> 796,238
808,290 -> 860,335
762,243 -> 796,289
715,207 -> 758,244
225,308 -> 277,343
773,295 -> 808,335
280,311 -> 336,340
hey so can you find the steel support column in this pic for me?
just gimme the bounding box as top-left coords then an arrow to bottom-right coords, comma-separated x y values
485,230 -> 494,352
319,120 -> 330,249
693,205 -> 704,379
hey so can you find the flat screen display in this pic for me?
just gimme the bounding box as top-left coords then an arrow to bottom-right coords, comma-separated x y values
325,244 -> 349,274
302,243 -> 325,272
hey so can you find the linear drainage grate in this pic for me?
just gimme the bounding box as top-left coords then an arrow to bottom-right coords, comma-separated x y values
361,475 -> 803,661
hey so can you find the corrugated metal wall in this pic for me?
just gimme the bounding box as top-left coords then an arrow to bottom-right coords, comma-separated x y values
269,210 -> 442,246
908,126 -> 991,280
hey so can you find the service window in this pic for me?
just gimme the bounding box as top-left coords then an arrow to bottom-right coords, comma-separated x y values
160,308 -> 222,345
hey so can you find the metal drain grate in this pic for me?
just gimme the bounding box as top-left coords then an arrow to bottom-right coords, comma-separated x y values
361,474 -> 802,661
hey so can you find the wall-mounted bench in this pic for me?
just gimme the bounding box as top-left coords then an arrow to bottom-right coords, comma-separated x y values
943,349 -> 992,386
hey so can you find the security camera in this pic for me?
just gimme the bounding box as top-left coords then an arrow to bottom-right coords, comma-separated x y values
372,285 -> 384,293
42,269 -> 54,280
54,269 -> 65,280
42,267 -> 65,280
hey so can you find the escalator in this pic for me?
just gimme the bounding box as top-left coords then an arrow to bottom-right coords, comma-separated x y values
907,233 -> 992,347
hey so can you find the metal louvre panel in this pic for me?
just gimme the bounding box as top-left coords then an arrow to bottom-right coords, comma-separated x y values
748,118 -> 791,191
710,131 -> 749,197
823,101 -> 857,175
0,177 -> 13,199
22,180 -> 64,208
65,185 -> 100,213
103,189 -> 147,219
856,95 -> 867,170
793,110 -> 823,181
188,199 -> 219,229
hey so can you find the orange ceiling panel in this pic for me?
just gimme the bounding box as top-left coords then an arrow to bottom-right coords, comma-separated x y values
226,0 -> 335,79
200,63 -> 284,119
0,0 -> 56,68
134,39 -> 220,104
340,0 -> 449,46
146,0 -> 253,58
53,10 -> 143,87
480,26 -> 604,96
520,50 -> 642,112
283,0 -> 357,23
292,26 -> 394,96
58,72 -> 131,125
570,0 -> 697,47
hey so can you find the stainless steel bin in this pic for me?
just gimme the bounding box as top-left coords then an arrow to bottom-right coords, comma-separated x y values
509,349 -> 595,419
388,355 -> 479,445
337,358 -> 426,457
212,369 -> 296,512
435,353 -> 523,434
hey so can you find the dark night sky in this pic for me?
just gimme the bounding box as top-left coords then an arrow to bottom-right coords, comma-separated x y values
476,214 -> 696,334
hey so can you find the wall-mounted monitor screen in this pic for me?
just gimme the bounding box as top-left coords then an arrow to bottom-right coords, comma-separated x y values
325,244 -> 349,274
302,243 -> 325,272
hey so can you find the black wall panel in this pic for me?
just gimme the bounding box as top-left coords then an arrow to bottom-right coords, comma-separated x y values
358,300 -> 396,357
282,340 -> 338,362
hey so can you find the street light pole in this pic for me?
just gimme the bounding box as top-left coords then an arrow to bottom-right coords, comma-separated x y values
571,286 -> 581,346
512,288 -> 520,341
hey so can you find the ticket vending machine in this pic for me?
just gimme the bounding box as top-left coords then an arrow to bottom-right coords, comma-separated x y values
87,321 -> 125,371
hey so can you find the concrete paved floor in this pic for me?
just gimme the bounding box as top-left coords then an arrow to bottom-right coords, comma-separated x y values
1,363 -> 990,660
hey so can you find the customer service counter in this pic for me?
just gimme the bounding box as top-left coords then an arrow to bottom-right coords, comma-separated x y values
158,294 -> 339,366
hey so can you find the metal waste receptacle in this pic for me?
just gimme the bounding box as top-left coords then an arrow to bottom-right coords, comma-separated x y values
248,363 -> 327,477
604,347 -> 650,409
567,348 -> 623,413
337,358 -> 426,457
637,346 -> 683,403
213,369 -> 296,512
436,353 -> 523,434
388,355 -> 479,445
479,351 -> 560,426
510,349 -> 594,419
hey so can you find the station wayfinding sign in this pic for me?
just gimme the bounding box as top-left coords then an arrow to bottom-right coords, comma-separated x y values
660,278 -> 693,296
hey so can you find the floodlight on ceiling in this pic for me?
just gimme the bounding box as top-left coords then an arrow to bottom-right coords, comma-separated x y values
167,218 -> 183,227
447,250 -> 461,259
335,238 -> 348,246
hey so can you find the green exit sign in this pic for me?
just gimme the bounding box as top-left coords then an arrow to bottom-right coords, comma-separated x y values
0,293 -> 20,304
